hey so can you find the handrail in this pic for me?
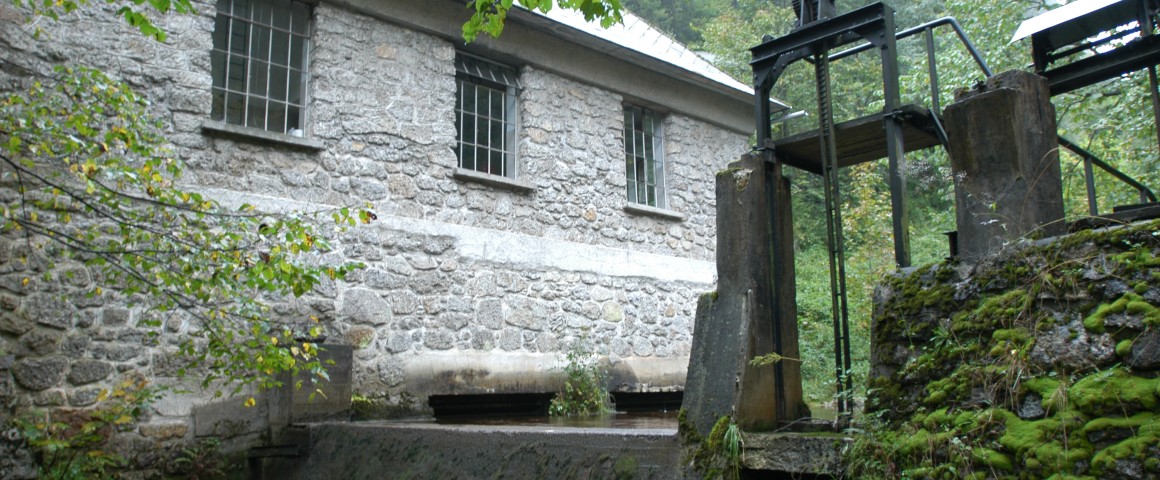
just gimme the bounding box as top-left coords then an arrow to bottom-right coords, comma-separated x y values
1058,136 -> 1159,213
826,15 -> 1156,215
825,17 -> 993,127
829,17 -> 994,77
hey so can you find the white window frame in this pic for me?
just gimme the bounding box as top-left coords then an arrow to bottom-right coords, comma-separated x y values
455,53 -> 521,179
210,0 -> 312,135
624,105 -> 666,209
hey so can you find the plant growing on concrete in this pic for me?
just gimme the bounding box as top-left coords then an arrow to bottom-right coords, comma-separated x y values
687,415 -> 743,480
169,437 -> 232,480
549,339 -> 614,416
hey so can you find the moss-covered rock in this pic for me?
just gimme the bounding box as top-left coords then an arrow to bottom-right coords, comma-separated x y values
855,219 -> 1160,479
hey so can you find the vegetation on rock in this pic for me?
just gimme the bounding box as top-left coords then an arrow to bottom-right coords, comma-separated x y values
852,219 -> 1160,479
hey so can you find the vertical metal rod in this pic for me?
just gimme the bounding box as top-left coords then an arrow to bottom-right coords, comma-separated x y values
756,78 -> 773,148
1138,0 -> 1160,161
1084,157 -> 1099,215
814,48 -> 851,418
767,155 -> 788,422
925,27 -> 941,113
1149,66 -> 1160,161
880,7 -> 911,269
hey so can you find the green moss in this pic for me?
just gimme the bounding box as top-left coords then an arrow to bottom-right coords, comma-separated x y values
1081,411 -> 1151,437
971,447 -> 1013,471
859,218 -> 1160,479
688,416 -> 739,480
1116,339 -> 1134,358
1084,295 -> 1129,333
612,456 -> 638,479
953,289 -> 1027,333
1090,414 -> 1160,475
1069,368 -> 1160,415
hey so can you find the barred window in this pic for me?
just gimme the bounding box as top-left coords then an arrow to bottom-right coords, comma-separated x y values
211,0 -> 311,134
455,53 -> 520,177
624,106 -> 665,208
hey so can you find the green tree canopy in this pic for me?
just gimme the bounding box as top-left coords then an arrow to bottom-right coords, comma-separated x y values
462,0 -> 626,41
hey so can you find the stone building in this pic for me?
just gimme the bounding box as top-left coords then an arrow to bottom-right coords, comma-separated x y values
0,0 -> 758,455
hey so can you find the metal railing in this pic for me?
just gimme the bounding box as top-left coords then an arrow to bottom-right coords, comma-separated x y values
1058,136 -> 1158,215
830,16 -> 1156,216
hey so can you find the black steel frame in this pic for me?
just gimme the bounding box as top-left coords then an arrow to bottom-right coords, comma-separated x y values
750,2 -> 906,420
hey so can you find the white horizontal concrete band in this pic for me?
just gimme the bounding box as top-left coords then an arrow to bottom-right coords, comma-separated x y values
199,188 -> 716,285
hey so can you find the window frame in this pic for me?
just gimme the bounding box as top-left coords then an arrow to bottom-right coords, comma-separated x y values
623,104 -> 667,209
210,0 -> 313,136
454,53 -> 521,179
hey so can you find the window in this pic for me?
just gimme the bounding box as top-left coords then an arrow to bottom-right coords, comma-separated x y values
624,105 -> 665,208
455,53 -> 520,177
211,0 -> 311,134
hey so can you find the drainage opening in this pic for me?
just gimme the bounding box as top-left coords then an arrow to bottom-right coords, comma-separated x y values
609,391 -> 683,412
429,393 -> 555,418
428,391 -> 684,420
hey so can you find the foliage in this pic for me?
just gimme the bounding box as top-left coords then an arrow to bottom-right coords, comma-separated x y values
462,0 -> 625,42
169,438 -> 230,480
687,415 -> 742,480
12,0 -> 196,41
2,7 -> 371,396
621,0 -> 728,45
749,351 -> 801,368
548,338 -> 613,416
12,376 -> 160,480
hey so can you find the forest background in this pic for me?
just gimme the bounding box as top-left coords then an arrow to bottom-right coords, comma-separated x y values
623,0 -> 1160,410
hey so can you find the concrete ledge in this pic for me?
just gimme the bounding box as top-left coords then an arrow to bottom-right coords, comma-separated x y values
261,422 -> 682,479
623,202 -> 687,222
452,167 -> 536,193
197,187 -> 717,284
201,121 -> 326,151
741,432 -> 850,476
399,351 -> 689,398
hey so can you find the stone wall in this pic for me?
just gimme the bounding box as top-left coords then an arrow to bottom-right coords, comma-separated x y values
864,219 -> 1160,479
0,0 -> 748,470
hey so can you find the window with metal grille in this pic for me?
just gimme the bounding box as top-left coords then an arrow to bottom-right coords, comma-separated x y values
624,106 -> 665,208
455,53 -> 520,177
211,0 -> 311,135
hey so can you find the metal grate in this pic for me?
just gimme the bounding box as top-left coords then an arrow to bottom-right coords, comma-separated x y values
624,105 -> 665,208
210,0 -> 311,134
455,54 -> 519,177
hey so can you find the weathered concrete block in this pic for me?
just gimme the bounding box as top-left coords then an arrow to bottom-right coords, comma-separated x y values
193,395 -> 270,438
682,153 -> 804,437
944,70 -> 1064,258
261,422 -> 681,480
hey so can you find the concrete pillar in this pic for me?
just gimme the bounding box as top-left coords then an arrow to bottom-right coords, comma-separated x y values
681,153 -> 805,436
944,70 -> 1065,259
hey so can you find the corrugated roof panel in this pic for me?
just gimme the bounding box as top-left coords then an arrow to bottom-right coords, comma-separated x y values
1012,0 -> 1126,42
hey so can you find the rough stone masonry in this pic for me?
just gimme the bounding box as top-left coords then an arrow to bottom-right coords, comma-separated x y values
0,0 -> 750,470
